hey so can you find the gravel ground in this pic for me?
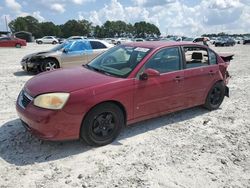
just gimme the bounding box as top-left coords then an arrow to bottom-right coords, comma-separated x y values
0,43 -> 249,188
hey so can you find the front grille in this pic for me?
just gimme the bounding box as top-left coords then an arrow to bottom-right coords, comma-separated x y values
18,90 -> 33,109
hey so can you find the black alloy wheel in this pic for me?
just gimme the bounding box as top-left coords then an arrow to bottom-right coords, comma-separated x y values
91,112 -> 116,140
204,82 -> 225,110
81,103 -> 124,146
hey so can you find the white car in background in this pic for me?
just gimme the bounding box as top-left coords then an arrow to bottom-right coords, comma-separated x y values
115,38 -> 132,45
104,38 -> 116,44
67,36 -> 88,40
36,36 -> 59,44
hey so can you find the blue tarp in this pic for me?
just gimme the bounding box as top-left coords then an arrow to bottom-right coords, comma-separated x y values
64,40 -> 93,54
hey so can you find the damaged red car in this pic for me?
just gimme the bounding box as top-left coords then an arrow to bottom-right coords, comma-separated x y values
16,42 -> 233,146
0,37 -> 26,48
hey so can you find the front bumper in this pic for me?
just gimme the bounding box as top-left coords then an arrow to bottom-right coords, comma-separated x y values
20,60 -> 41,72
16,91 -> 83,141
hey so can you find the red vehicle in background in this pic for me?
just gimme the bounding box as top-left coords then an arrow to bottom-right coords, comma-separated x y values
0,37 -> 26,48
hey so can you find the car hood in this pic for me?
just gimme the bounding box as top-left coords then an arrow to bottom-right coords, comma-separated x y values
24,67 -> 120,97
22,50 -> 59,60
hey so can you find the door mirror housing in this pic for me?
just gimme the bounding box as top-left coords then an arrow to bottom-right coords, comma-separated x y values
63,48 -> 69,53
139,68 -> 160,80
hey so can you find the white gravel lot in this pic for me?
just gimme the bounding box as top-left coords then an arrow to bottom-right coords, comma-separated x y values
0,43 -> 249,188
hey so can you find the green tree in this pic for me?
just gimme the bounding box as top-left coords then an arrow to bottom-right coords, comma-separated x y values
60,19 -> 93,38
134,21 -> 161,38
40,22 -> 61,38
9,16 -> 41,37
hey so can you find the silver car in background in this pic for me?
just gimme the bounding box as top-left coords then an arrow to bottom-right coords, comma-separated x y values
21,39 -> 113,72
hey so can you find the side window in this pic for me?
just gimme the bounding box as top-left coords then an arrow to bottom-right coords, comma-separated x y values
90,41 -> 107,49
68,41 -> 91,52
144,47 -> 181,74
209,50 -> 217,65
184,47 -> 209,69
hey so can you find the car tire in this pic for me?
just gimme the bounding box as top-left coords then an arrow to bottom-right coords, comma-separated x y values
116,41 -> 121,45
204,82 -> 225,110
81,103 -> 124,146
37,41 -> 42,44
15,43 -> 21,48
52,41 -> 57,45
41,59 -> 59,72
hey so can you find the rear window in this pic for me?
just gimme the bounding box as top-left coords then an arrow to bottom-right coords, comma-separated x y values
90,41 -> 107,49
184,47 -> 209,68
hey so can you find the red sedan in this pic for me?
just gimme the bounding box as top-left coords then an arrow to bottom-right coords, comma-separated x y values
0,37 -> 26,48
16,42 -> 232,146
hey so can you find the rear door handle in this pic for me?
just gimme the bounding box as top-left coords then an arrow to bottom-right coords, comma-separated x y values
174,76 -> 184,82
209,70 -> 215,76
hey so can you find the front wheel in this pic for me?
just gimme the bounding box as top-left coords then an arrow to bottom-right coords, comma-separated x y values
81,103 -> 124,146
41,59 -> 59,72
204,82 -> 225,110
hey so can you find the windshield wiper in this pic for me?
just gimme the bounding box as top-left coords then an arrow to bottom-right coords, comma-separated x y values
83,64 -> 112,76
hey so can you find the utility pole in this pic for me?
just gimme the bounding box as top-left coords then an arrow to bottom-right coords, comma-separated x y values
5,16 -> 8,32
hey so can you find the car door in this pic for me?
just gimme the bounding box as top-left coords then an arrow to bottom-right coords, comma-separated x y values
44,36 -> 52,44
133,47 -> 185,119
88,41 -> 108,62
182,46 -> 219,107
0,37 -> 11,47
61,41 -> 90,68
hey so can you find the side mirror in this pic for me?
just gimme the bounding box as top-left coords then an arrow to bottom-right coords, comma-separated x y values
139,68 -> 160,80
63,48 -> 69,53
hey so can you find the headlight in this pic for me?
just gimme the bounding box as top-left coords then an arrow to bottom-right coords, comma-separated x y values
34,93 -> 70,110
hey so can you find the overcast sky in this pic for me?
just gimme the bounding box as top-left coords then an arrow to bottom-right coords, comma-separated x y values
0,0 -> 250,36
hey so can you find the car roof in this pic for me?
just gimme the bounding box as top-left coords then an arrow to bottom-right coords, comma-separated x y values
124,41 -> 207,49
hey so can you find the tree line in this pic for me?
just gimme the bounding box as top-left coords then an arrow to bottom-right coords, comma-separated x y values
8,16 -> 161,39
202,32 -> 250,38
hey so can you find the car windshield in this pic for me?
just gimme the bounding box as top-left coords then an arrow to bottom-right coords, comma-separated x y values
86,45 -> 151,78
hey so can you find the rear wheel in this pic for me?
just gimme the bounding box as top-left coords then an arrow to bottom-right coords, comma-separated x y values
204,82 -> 225,110
15,43 -> 21,48
81,103 -> 124,146
41,59 -> 59,72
